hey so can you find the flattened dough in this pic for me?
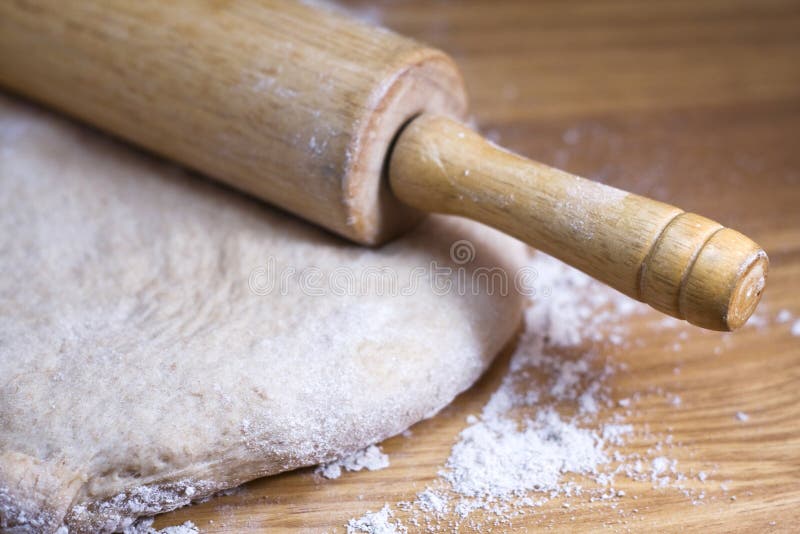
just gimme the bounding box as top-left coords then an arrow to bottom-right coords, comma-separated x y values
0,95 -> 525,532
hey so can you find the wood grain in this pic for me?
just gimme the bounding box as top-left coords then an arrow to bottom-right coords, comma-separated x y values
149,0 -> 800,531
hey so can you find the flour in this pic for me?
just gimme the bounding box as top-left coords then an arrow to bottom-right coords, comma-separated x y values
66,480 -> 219,533
154,522 -> 199,534
123,518 -> 199,534
443,409 -> 607,499
775,309 -> 792,323
316,445 -> 389,479
791,319 -> 800,337
346,505 -> 404,534
415,490 -> 448,515
776,308 -> 800,334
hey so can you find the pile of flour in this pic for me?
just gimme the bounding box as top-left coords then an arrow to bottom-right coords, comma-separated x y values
346,506 -> 404,534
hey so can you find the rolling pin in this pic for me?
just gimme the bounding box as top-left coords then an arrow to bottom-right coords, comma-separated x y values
0,0 -> 767,331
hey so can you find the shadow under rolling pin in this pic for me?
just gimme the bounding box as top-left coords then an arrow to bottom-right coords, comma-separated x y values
0,0 -> 767,331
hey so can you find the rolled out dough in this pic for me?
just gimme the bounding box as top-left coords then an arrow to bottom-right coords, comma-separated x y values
0,95 -> 525,532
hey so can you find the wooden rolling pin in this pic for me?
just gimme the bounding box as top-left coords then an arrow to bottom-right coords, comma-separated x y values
0,0 -> 767,331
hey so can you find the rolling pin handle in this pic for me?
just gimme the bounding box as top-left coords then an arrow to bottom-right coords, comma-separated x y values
389,114 -> 768,331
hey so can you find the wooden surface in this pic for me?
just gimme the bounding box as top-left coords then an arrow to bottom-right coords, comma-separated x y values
390,113 -> 767,331
154,0 -> 800,531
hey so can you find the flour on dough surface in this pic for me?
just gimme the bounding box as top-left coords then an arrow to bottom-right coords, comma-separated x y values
0,95 -> 524,532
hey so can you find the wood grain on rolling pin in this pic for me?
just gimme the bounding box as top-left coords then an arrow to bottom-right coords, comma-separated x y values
0,0 -> 467,243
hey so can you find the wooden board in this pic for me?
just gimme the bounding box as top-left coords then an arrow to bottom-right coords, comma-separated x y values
154,0 -> 800,531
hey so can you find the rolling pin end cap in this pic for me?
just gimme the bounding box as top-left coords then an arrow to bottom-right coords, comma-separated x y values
722,248 -> 769,331
680,228 -> 768,331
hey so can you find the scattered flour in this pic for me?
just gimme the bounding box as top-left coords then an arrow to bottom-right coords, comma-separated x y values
156,522 -> 199,534
444,408 -> 607,499
415,489 -> 449,515
316,445 -> 389,479
124,518 -> 199,534
735,411 -> 750,422
791,319 -> 800,337
67,480 -> 218,534
346,505 -> 404,534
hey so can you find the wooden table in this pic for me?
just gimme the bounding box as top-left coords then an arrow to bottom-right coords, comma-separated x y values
155,0 -> 800,531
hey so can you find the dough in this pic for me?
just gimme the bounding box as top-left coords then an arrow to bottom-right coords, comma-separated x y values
0,95 -> 524,533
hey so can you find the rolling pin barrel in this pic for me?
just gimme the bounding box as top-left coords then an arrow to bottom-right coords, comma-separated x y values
0,0 -> 466,244
0,0 -> 767,330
